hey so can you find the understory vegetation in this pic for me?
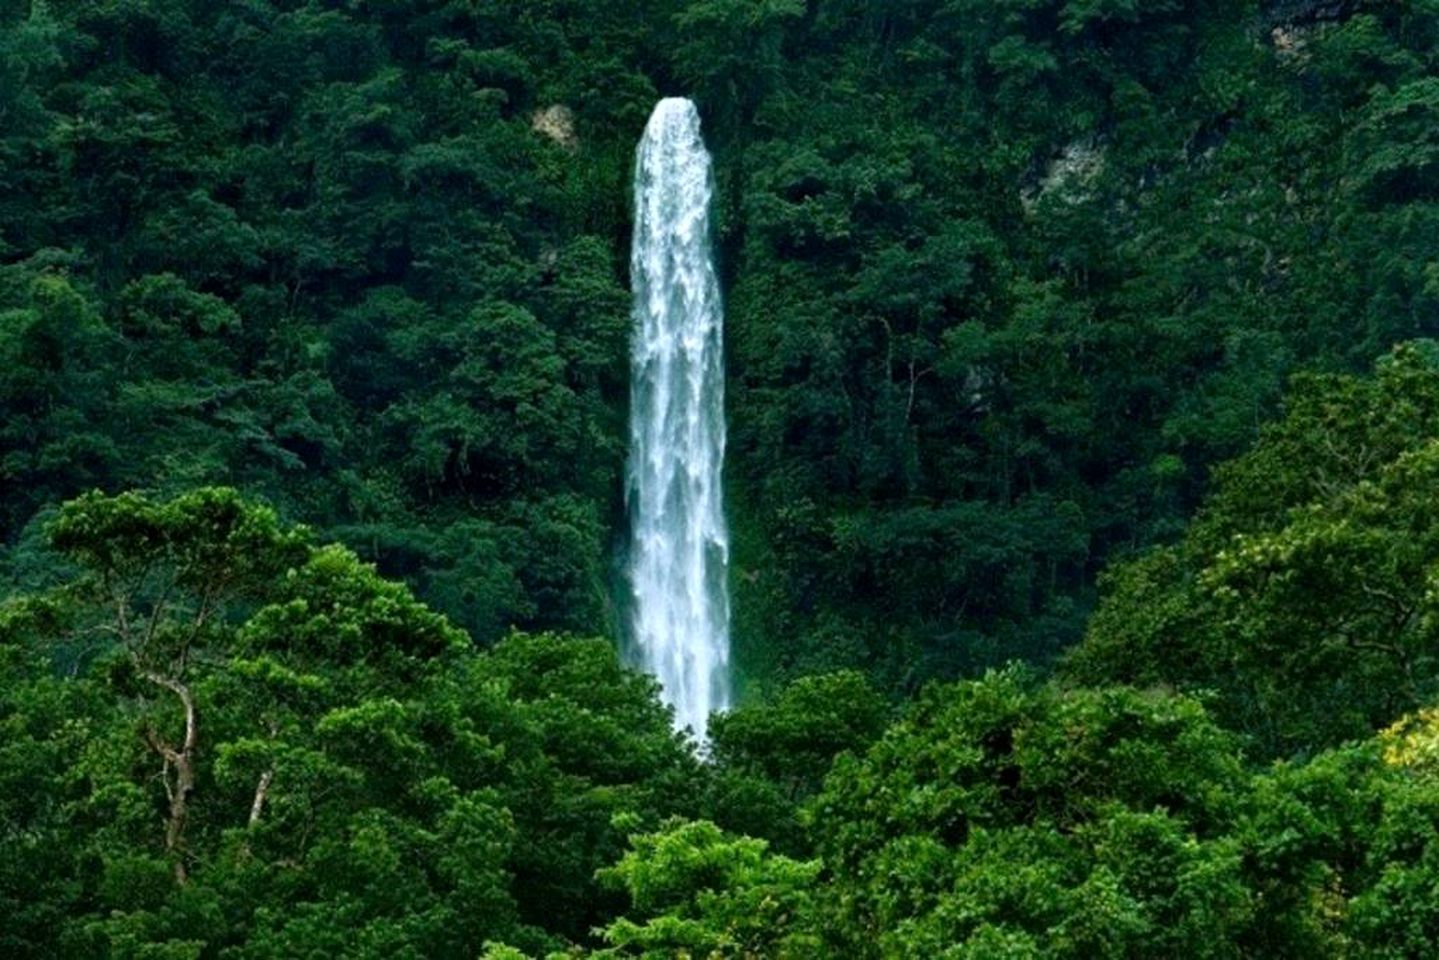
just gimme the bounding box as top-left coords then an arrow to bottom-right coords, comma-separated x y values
4,0 -> 1439,956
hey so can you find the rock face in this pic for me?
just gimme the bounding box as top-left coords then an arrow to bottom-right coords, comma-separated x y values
531,105 -> 578,149
1266,0 -> 1356,66
1270,24 -> 1314,64
1021,138 -> 1106,212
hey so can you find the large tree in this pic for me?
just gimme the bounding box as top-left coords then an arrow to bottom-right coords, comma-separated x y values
0,488 -> 696,957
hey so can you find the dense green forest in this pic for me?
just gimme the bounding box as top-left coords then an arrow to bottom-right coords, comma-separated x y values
4,0 -> 1439,955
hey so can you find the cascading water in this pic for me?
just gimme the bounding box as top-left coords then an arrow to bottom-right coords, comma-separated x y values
625,98 -> 729,741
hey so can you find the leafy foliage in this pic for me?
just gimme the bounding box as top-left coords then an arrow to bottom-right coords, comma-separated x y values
3,0 -> 1439,956
1070,345 -> 1439,756
2,0 -> 1436,689
0,490 -> 694,957
810,670 -> 1254,957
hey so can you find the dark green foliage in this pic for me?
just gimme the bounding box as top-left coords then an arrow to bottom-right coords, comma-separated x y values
718,0 -> 1439,685
0,0 -> 649,647
3,0 -> 1436,689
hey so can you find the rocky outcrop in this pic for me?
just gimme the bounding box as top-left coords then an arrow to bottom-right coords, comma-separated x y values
1021,138 -> 1106,212
531,104 -> 578,149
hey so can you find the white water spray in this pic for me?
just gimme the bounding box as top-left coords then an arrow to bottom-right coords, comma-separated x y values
626,98 -> 729,741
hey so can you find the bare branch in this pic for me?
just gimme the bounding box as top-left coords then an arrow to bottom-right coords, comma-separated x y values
248,770 -> 275,827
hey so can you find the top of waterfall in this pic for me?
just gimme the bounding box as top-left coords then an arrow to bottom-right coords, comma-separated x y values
653,96 -> 697,114
645,98 -> 702,134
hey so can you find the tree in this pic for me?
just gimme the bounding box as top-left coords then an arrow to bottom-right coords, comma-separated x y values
6,488 -> 519,956
595,818 -> 820,958
1237,705 -> 1439,958
670,0 -> 803,133
1069,344 -> 1439,756
703,670 -> 887,852
44,488 -> 309,881
810,669 -> 1253,958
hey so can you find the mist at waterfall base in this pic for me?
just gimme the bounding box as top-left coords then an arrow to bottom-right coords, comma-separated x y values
624,98 -> 730,742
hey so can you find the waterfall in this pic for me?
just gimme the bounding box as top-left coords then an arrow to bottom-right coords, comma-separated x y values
626,98 -> 730,741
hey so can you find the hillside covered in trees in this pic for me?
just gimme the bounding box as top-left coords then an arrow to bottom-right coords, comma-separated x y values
4,0 -> 1439,956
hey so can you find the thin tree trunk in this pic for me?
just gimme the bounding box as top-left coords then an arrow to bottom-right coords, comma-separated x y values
249,769 -> 274,827
143,671 -> 197,884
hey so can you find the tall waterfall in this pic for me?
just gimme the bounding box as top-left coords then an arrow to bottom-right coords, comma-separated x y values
626,98 -> 730,741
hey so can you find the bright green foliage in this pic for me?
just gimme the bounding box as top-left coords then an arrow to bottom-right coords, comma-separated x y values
580,684 -> 1439,959
1070,345 -> 1439,756
1381,706 -> 1439,779
454,632 -> 700,941
810,670 -> 1253,958
13,489 -> 1439,956
595,818 -> 820,959
703,670 -> 888,852
1239,719 -> 1439,959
